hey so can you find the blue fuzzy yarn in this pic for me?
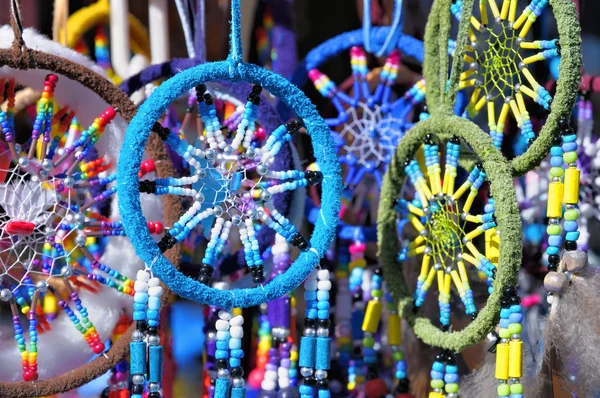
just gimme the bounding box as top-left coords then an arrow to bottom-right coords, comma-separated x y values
118,59 -> 341,307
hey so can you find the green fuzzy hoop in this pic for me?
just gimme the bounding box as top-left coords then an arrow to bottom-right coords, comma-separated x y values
424,0 -> 582,177
377,115 -> 523,352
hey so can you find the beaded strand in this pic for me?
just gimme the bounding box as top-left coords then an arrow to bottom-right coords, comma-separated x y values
495,287 -> 523,398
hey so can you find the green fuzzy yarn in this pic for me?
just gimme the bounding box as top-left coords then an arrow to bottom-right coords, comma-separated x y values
424,0 -> 582,176
377,115 -> 523,352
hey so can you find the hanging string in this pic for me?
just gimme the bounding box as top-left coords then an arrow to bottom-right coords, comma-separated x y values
52,0 -> 69,45
194,0 -> 206,63
228,0 -> 243,65
174,0 -> 196,58
377,0 -> 403,57
363,0 -> 373,53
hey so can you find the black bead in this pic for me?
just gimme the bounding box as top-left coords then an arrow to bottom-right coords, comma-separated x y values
425,134 -> 434,144
200,265 -> 214,275
352,346 -> 362,356
317,319 -> 330,329
367,365 -> 378,379
153,122 -> 170,140
547,263 -> 558,272
199,274 -> 211,285
290,233 -> 310,251
562,127 -> 575,136
136,320 -> 147,332
435,353 -> 444,362
471,311 -> 478,321
217,359 -> 228,369
304,317 -> 315,328
374,268 -> 383,277
404,158 -> 411,167
476,162 -> 484,171
306,170 -> 323,185
148,393 -> 161,398
101,387 -> 110,398
441,324 -> 450,332
253,275 -> 266,284
411,299 -> 419,314
196,84 -> 208,99
148,326 -> 158,335
316,379 -> 330,390
204,93 -> 214,106
131,384 -> 144,394
285,118 -> 304,132
231,367 -> 244,377
353,291 -> 363,303
565,240 -> 577,251
168,237 -> 178,248
500,299 -> 510,308
553,135 -> 563,146
510,295 -> 521,305
395,378 -> 410,393
548,254 -> 560,265
304,376 -> 316,386
502,286 -> 517,298
139,180 -> 157,194
527,138 -> 535,147
450,135 -> 460,144
558,118 -> 570,129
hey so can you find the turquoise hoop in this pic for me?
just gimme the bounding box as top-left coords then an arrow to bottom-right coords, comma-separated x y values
117,60 -> 342,309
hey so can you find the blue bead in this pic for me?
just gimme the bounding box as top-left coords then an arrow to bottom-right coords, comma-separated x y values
446,365 -> 458,374
317,301 -> 330,310
216,341 -> 228,350
133,303 -> 145,311
546,246 -> 559,255
509,313 -> 522,323
432,361 -> 444,372
215,350 -> 228,359
566,231 -> 580,241
430,370 -> 444,379
230,358 -> 241,367
133,311 -> 146,321
548,235 -> 562,247
444,373 -> 459,383
564,220 -> 577,232
230,349 -> 244,358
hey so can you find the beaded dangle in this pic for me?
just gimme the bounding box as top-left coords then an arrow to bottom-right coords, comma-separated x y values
494,286 -> 524,398
130,268 -> 165,398
395,134 -> 499,329
428,350 -> 460,398
451,0 -> 558,150
214,308 -> 246,398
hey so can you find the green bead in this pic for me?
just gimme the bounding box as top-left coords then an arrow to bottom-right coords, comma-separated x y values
430,379 -> 444,389
563,152 -> 578,164
371,289 -> 383,298
510,383 -> 523,394
392,351 -> 404,361
117,285 -> 123,292
508,323 -> 523,335
497,383 -> 510,396
445,383 -> 459,393
363,336 -> 375,348
499,328 -> 511,339
564,209 -> 579,221
550,167 -> 564,177
546,224 -> 561,235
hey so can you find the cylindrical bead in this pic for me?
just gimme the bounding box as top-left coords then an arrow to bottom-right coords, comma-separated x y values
315,337 -> 331,370
388,314 -> 402,345
231,387 -> 246,398
215,378 -> 231,398
362,300 -> 382,333
495,343 -> 509,379
148,345 -> 163,383
129,341 -> 147,375
546,182 -> 563,218
508,340 -> 523,378
299,336 -> 316,368
563,168 -> 580,204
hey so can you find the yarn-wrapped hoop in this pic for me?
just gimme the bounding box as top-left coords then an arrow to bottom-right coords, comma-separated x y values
424,0 -> 581,176
117,0 -> 341,309
0,2 -> 179,396
378,114 -> 522,351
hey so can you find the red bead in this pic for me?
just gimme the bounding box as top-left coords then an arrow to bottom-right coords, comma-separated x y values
23,371 -> 34,381
365,379 -> 388,398
46,74 -> 59,84
154,222 -> 163,234
103,107 -> 117,120
248,368 -> 264,389
119,389 -> 130,398
93,343 -> 105,354
6,220 -> 36,235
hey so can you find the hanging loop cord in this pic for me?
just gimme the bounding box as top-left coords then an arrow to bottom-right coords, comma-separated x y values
10,0 -> 25,54
363,0 -> 404,57
228,0 -> 244,73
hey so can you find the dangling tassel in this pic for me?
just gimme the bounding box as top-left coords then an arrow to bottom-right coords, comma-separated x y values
536,250 -> 600,396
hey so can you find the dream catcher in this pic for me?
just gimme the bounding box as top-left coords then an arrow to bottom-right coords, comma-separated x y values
378,0 -> 581,396
0,2 -> 179,396
117,1 -> 341,397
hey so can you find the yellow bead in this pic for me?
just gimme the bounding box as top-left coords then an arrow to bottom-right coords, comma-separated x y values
362,300 -> 382,333
290,351 -> 298,362
347,382 -> 356,391
546,182 -> 563,218
21,306 -> 30,314
563,168 -> 580,205
509,340 -> 523,378
388,314 -> 402,345
495,343 -> 509,379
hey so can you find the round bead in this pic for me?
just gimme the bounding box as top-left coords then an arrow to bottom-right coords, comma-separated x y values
544,271 -> 568,293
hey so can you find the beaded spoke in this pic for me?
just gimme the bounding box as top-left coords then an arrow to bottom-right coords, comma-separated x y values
453,0 -> 556,150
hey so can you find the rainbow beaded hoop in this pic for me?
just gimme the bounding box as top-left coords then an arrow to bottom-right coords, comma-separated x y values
377,115 -> 522,351
424,0 -> 581,176
117,0 -> 341,309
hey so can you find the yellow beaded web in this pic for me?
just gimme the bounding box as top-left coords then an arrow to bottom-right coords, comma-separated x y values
454,0 -> 558,149
395,135 -> 500,328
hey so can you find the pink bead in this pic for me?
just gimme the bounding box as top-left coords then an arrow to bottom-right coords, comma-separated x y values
308,69 -> 323,82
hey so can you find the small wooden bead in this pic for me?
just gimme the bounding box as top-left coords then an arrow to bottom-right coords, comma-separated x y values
544,272 -> 568,293
562,250 -> 588,272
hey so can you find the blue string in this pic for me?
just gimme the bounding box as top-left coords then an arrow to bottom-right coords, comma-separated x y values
363,0 -> 372,53
378,0 -> 403,56
194,0 -> 206,63
228,0 -> 243,65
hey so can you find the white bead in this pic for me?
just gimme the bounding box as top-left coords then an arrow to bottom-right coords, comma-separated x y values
278,378 -> 290,389
148,277 -> 161,287
317,270 -> 330,280
278,367 -> 288,377
304,280 -> 318,291
317,280 -> 332,291
148,286 -> 163,297
230,326 -> 244,339
137,270 -> 150,281
216,331 -> 230,340
264,371 -> 278,381
134,281 -> 148,292
261,380 -> 276,391
215,319 -> 230,331
230,315 -> 244,326
218,310 -> 232,320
